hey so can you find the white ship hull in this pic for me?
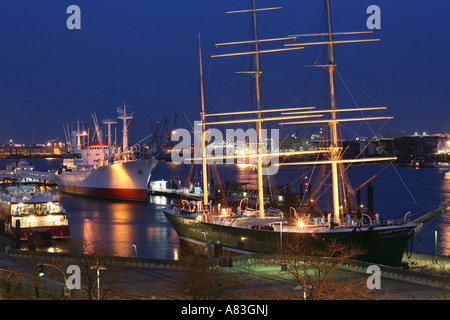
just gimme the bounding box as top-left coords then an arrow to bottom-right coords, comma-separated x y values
55,158 -> 158,202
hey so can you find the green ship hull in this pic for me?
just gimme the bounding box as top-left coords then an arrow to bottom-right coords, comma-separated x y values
163,208 -> 418,268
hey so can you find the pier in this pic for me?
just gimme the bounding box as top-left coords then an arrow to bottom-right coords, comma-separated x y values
148,179 -> 202,200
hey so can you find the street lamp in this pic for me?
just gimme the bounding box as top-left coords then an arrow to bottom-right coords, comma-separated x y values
132,243 -> 138,257
280,212 -> 287,271
435,229 -> 438,262
279,212 -> 284,256
90,261 -> 106,300
9,139 -> 13,159
201,229 -> 211,260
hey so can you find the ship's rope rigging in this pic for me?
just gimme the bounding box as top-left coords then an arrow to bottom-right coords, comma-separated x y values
335,68 -> 421,211
184,1 -> 423,223
410,211 -> 447,257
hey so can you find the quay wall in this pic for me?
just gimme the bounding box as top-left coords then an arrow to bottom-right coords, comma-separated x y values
3,245 -> 450,290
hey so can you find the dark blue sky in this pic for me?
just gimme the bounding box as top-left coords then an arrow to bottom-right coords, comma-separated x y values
1,0 -> 449,144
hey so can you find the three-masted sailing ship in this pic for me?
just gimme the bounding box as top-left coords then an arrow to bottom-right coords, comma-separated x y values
163,0 -> 450,267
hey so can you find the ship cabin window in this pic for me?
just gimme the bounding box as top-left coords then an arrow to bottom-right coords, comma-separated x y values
33,203 -> 50,215
11,203 -> 55,216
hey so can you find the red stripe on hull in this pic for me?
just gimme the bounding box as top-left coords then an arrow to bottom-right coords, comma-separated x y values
59,185 -> 148,202
13,225 -> 71,240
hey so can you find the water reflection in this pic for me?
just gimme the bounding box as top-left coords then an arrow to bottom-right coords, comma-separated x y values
58,193 -> 179,259
435,171 -> 450,255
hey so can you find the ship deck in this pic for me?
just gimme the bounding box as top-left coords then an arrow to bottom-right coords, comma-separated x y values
165,207 -> 416,234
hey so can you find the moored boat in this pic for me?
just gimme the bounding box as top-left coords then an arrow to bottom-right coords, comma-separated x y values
55,103 -> 158,202
0,185 -> 70,240
164,202 -> 450,266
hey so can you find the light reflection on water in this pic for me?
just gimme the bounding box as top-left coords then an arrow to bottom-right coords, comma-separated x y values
437,171 -> 450,255
2,158 -> 449,258
58,193 -> 180,259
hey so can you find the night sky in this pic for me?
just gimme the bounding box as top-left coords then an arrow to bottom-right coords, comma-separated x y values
1,0 -> 449,145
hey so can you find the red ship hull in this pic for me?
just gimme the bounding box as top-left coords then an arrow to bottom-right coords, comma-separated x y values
12,225 -> 71,241
58,184 -> 148,202
55,158 -> 158,202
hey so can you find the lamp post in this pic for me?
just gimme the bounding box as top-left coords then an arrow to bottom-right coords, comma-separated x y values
9,139 -> 13,160
280,212 -> 287,271
280,212 -> 284,256
132,243 -> 138,257
91,261 -> 106,300
435,229 -> 438,262
201,229 -> 211,260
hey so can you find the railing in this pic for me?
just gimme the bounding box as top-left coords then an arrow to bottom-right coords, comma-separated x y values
6,248 -> 188,270
0,268 -> 55,299
228,252 -> 450,288
5,247 -> 450,292
0,170 -> 55,179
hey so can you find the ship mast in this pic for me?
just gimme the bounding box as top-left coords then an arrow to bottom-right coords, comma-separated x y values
278,1 -> 393,224
198,34 -> 209,207
325,0 -> 341,224
102,118 -> 117,159
211,2 -> 303,218
76,119 -> 82,150
75,119 -> 88,151
251,0 -> 265,219
117,102 -> 133,152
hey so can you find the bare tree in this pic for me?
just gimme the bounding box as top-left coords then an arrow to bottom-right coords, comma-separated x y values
67,238 -> 124,300
271,239 -> 388,300
0,267 -> 18,300
19,248 -> 43,298
429,258 -> 450,300
161,252 -> 241,300
230,239 -> 388,300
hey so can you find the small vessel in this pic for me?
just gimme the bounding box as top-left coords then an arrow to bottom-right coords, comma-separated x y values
0,185 -> 70,240
5,159 -> 35,171
55,103 -> 158,202
399,158 -> 435,168
435,162 -> 450,171
163,0 -> 450,267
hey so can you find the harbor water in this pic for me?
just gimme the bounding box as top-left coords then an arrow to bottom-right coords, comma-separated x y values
2,158 -> 449,260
